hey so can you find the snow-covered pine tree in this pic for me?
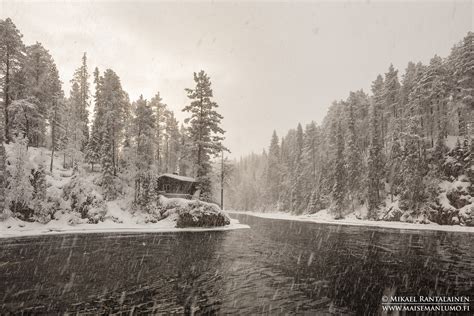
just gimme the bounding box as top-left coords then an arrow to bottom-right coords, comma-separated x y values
0,18 -> 25,143
8,98 -> 41,143
183,70 -> 226,199
70,52 -> 90,149
331,121 -> 346,219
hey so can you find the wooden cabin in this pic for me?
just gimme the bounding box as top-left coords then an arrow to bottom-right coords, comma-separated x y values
156,173 -> 197,199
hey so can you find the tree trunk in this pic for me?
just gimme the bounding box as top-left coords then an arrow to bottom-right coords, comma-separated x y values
0,138 -> 6,214
4,53 -> 10,143
220,150 -> 224,210
112,124 -> 116,176
50,109 -> 56,173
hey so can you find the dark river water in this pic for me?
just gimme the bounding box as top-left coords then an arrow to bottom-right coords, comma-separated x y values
1,213 -> 473,315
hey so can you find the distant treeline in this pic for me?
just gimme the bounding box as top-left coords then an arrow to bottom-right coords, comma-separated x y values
226,32 -> 473,224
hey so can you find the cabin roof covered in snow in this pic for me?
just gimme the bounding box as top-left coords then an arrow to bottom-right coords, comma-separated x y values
157,173 -> 197,183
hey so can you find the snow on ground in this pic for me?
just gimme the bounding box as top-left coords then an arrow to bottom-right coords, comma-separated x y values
229,211 -> 474,233
0,211 -> 249,239
0,146 -> 250,238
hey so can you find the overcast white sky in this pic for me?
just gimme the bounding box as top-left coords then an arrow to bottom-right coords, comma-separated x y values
1,1 -> 472,157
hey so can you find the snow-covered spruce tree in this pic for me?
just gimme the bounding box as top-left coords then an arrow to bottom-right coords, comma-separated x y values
265,131 -> 281,209
23,42 -> 62,147
100,126 -> 116,200
31,162 -> 46,201
149,92 -> 167,172
469,138 -> 474,196
382,64 -> 401,143
48,63 -> 64,172
278,137 -> 291,211
95,69 -> 129,198
85,67 -> 104,172
183,70 -> 226,200
371,74 -> 385,146
85,130 -> 100,172
0,18 -> 25,143
177,124 -> 192,176
345,98 -> 361,212
70,53 -> 90,149
30,162 -> 50,223
290,123 -> 304,213
331,121 -> 346,219
387,136 -> 403,201
450,32 -> 473,137
367,89 -> 384,219
132,95 -> 155,205
66,81 -> 86,172
398,91 -> 428,213
432,129 -> 448,176
6,135 -> 33,219
301,121 -> 322,212
164,111 -> 181,173
416,55 -> 450,145
399,135 -> 427,213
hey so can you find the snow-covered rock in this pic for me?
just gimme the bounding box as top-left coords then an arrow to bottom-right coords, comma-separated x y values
158,196 -> 231,228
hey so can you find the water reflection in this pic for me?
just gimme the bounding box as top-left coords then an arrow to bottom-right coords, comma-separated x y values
0,213 -> 473,314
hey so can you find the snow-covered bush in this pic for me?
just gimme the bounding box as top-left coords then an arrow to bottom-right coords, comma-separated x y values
6,135 -> 34,220
30,199 -> 55,224
31,164 -> 47,200
63,174 -> 107,223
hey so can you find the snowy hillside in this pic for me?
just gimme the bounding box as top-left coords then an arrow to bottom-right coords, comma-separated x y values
0,146 -> 246,238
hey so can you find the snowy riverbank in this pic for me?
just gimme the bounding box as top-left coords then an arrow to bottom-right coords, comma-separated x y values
0,212 -> 249,239
229,210 -> 474,233
0,145 -> 250,239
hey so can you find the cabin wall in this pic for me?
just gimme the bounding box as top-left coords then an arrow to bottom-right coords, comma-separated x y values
156,177 -> 196,195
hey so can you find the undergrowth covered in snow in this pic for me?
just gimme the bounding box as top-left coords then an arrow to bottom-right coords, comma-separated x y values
0,146 -> 238,237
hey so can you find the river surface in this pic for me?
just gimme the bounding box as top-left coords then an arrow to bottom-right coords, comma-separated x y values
1,213 -> 473,314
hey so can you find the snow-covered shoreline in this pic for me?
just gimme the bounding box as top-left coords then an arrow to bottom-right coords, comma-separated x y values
0,216 -> 249,239
229,211 -> 474,233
